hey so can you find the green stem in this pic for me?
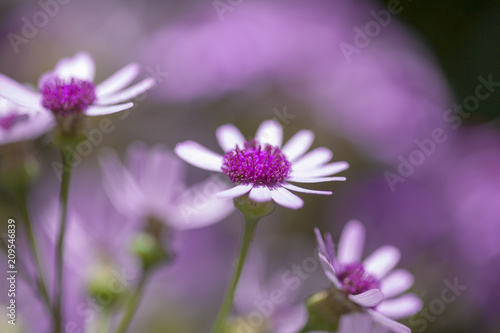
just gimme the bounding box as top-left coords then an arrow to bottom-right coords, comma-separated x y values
99,309 -> 112,333
19,198 -> 52,311
53,147 -> 74,333
209,215 -> 260,333
115,271 -> 150,333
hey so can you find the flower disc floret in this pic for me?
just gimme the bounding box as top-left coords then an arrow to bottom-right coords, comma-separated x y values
222,139 -> 291,186
337,263 -> 381,296
41,77 -> 97,116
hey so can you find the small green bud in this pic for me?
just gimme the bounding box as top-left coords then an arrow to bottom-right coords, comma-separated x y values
233,194 -> 274,220
87,260 -> 128,310
131,232 -> 170,271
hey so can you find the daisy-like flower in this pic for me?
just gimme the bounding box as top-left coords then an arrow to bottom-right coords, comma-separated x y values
175,120 -> 348,209
315,221 -> 422,333
0,97 -> 54,145
0,52 -> 156,119
99,142 -> 234,230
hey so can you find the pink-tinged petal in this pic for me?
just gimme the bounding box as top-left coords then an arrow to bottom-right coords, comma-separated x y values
292,147 -> 333,170
96,77 -> 156,105
216,124 -> 246,152
337,313 -> 374,333
84,102 -> 133,116
169,177 -> 235,230
381,269 -> 415,298
377,294 -> 423,319
0,74 -> 43,112
318,253 -> 342,289
364,246 -> 401,279
367,309 -> 411,333
282,183 -> 332,195
338,220 -> 366,265
98,148 -> 145,218
281,129 -> 314,162
216,184 -> 252,199
53,52 -> 95,82
288,176 -> 347,183
270,187 -> 303,209
96,63 -> 140,96
348,289 -> 384,308
174,141 -> 223,172
248,186 -> 272,202
255,120 -> 283,147
292,161 -> 349,178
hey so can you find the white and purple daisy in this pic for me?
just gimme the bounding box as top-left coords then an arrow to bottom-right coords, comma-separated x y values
99,142 -> 234,230
175,120 -> 348,209
315,221 -> 422,333
0,52 -> 156,118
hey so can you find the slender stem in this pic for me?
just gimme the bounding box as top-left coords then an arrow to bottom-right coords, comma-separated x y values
53,147 -> 74,333
115,271 -> 150,333
19,198 -> 52,310
210,215 -> 260,333
99,309 -> 112,333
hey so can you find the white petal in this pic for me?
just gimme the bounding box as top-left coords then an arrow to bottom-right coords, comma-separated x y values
54,52 -> 95,82
281,130 -> 314,162
0,74 -> 43,112
174,141 -> 223,172
169,176 -> 235,230
270,187 -> 303,209
255,120 -> 283,147
381,269 -> 415,298
288,176 -> 347,183
319,254 -> 342,289
364,246 -> 401,279
216,184 -> 252,199
348,289 -> 384,308
292,147 -> 333,170
377,294 -> 423,319
292,161 -> 349,178
84,102 -> 133,116
367,309 -> 411,333
338,220 -> 365,264
282,183 -> 332,195
216,124 -> 246,152
96,63 -> 140,96
97,77 -> 156,105
248,186 -> 272,202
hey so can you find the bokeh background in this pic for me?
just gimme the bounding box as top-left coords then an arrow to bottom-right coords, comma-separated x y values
1,0 -> 499,332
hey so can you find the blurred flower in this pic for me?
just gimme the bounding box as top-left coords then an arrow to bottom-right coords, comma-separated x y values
0,52 -> 155,118
175,120 -> 348,209
99,141 -> 234,229
315,220 -> 422,333
230,250 -> 307,333
0,97 -> 53,145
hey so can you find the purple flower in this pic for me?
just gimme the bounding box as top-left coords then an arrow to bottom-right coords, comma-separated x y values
99,142 -> 234,229
0,52 -> 155,117
175,120 -> 348,209
315,221 -> 422,333
232,250 -> 307,333
0,97 -> 54,145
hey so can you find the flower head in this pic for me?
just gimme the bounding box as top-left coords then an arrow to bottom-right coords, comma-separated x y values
175,120 -> 348,209
99,142 -> 234,230
0,52 -> 156,118
315,221 -> 422,333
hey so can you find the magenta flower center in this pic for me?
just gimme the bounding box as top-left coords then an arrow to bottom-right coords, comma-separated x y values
222,139 -> 291,186
41,77 -> 96,116
337,263 -> 380,295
